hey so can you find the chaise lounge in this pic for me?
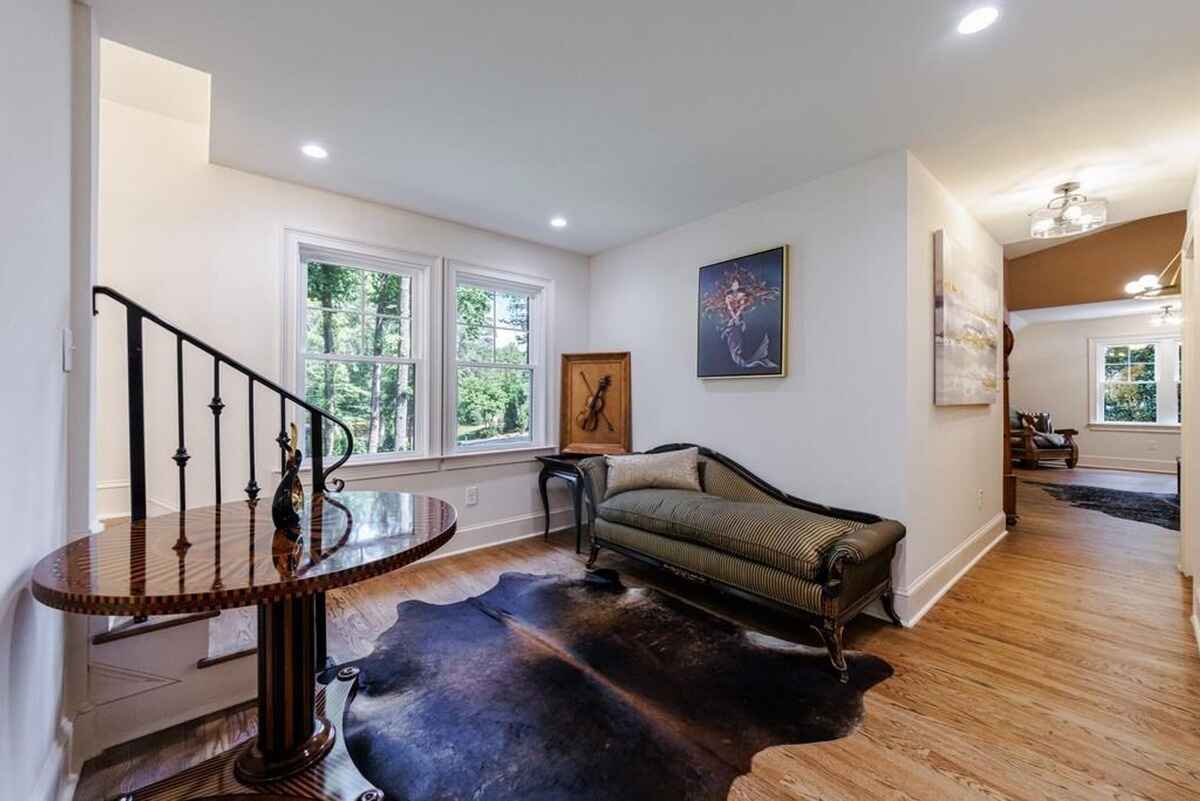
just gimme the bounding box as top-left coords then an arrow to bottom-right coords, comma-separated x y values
576,443 -> 906,681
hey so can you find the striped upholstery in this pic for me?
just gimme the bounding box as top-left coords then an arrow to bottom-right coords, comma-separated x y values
595,518 -> 825,614
597,489 -> 867,581
698,457 -> 779,504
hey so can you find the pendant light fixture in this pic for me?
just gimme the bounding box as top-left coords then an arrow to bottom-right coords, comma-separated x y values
1125,250 -> 1183,301
1029,182 -> 1108,239
1149,304 -> 1182,327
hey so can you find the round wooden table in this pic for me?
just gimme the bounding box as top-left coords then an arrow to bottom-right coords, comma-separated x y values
32,490 -> 456,792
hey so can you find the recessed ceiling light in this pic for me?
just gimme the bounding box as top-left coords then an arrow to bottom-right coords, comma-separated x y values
957,7 -> 999,34
301,143 -> 328,159
549,216 -> 568,229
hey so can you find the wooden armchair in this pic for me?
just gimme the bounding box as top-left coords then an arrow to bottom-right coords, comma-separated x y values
1011,410 -> 1078,468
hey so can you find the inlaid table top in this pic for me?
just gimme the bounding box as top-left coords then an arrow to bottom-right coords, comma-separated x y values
31,491 -> 457,616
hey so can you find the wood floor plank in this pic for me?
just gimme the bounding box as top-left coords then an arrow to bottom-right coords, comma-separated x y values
74,467 -> 1200,801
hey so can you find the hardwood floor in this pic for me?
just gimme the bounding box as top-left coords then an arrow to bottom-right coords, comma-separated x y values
76,470 -> 1200,801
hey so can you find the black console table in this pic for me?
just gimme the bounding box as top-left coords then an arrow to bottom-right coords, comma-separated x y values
536,454 -> 594,554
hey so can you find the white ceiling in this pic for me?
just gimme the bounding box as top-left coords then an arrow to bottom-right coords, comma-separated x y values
1009,298 -> 1181,331
89,0 -> 1200,255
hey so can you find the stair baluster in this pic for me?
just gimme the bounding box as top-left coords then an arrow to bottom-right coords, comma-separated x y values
245,376 -> 260,502
172,335 -> 190,511
209,359 -> 224,506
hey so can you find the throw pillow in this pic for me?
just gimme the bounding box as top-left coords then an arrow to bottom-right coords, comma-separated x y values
605,448 -> 702,499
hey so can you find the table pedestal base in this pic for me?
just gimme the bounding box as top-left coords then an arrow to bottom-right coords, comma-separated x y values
117,669 -> 378,801
232,595 -> 335,783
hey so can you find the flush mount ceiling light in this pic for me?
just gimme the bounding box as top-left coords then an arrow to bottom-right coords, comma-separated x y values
301,143 -> 328,159
549,216 -> 568,229
1028,182 -> 1108,239
1149,304 -> 1182,327
1126,250 -> 1183,301
958,7 -> 999,34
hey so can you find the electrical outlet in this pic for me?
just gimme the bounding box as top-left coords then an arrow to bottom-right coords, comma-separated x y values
465,486 -> 479,507
976,488 -> 984,510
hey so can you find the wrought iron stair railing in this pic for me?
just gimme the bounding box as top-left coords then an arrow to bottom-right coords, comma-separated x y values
93,285 -> 354,659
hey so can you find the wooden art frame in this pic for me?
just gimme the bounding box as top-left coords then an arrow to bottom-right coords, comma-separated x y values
559,352 -> 632,454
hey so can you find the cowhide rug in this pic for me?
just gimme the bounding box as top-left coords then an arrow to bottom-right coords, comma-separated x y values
342,570 -> 891,801
1028,480 -> 1180,531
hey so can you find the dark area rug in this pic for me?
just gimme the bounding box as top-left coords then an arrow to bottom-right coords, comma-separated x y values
1027,481 -> 1179,530
342,569 -> 892,801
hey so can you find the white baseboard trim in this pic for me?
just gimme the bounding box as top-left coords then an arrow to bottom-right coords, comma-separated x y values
423,507 -> 576,562
1192,587 -> 1200,656
57,774 -> 80,801
893,511 -> 1007,627
32,717 -> 72,801
1077,454 -> 1178,474
95,480 -> 177,521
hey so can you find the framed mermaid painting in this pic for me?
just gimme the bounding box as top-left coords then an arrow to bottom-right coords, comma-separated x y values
697,245 -> 788,379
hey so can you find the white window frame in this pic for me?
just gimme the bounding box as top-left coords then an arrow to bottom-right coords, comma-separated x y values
1087,333 -> 1181,431
443,260 -> 554,455
282,229 -> 440,465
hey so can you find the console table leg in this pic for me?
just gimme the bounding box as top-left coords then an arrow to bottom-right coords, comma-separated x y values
538,469 -> 551,540
235,594 -> 335,783
572,479 -> 584,554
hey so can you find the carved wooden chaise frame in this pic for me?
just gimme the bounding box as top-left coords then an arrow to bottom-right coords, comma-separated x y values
577,443 -> 906,682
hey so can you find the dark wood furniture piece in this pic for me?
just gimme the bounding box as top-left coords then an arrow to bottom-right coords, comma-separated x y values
577,444 -> 905,682
31,490 -> 456,801
536,454 -> 596,554
1003,323 -> 1018,525
1011,412 -> 1079,468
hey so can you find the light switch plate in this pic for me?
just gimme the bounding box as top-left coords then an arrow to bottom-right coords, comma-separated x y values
62,327 -> 74,373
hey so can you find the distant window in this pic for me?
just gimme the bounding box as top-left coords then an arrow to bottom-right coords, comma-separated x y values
1091,336 -> 1180,425
300,258 -> 421,457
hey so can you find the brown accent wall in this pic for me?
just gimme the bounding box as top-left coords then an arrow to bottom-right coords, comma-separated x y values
1005,211 -> 1186,310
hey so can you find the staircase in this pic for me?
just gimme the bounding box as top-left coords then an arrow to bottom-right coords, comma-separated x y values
93,285 -> 355,666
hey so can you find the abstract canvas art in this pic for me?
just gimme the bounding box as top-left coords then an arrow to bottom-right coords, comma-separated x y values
697,246 -> 787,379
934,230 -> 999,405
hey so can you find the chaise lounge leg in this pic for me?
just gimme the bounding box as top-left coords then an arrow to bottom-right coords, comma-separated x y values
585,543 -> 600,570
881,586 -> 903,627
812,619 -> 848,683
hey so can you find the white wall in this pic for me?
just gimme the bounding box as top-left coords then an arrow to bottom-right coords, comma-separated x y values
589,151 -> 909,516
589,150 -> 1004,623
902,155 -> 1005,597
1183,157 -> 1199,642
1010,313 -> 1182,473
0,3 -> 73,800
97,96 -> 590,550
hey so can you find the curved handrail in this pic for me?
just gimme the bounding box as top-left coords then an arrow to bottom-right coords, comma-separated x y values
93,285 -> 354,494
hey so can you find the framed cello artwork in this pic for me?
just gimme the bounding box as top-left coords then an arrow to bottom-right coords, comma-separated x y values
559,352 -> 632,455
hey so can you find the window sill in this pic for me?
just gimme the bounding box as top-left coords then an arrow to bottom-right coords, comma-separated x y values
1087,422 -> 1180,434
275,445 -> 558,482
